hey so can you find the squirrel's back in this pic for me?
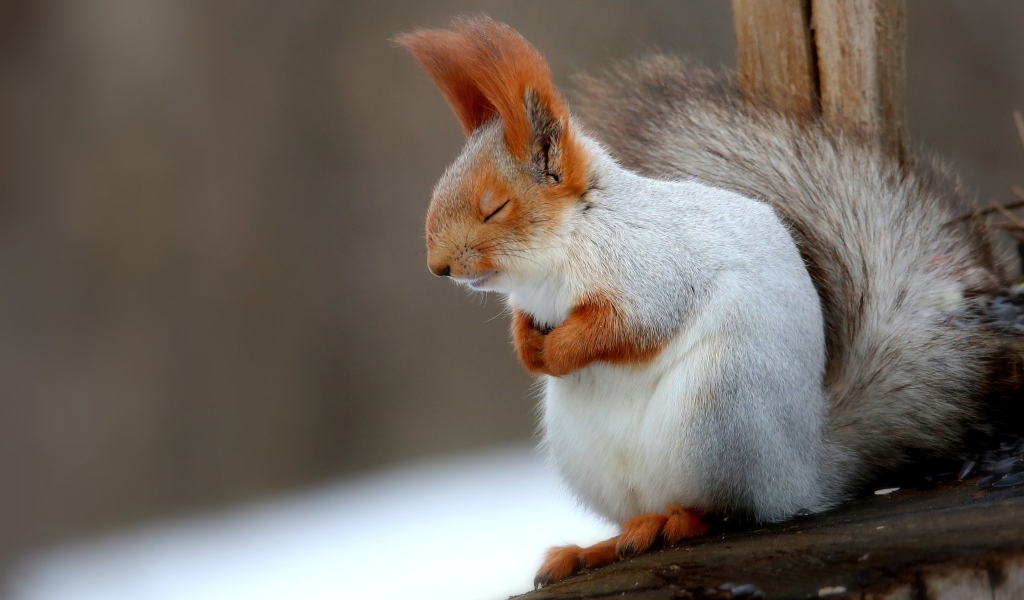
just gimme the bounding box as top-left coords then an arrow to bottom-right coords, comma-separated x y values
577,55 -> 1024,486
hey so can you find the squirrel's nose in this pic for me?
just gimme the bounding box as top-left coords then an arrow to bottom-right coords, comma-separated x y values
430,263 -> 451,277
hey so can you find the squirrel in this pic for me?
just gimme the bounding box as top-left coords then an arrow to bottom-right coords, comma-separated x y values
397,16 -> 1024,587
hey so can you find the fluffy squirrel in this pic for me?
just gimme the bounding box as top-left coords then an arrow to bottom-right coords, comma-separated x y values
398,16 -> 1024,586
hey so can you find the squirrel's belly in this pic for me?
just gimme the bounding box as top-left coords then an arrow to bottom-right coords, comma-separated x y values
541,331 -> 717,524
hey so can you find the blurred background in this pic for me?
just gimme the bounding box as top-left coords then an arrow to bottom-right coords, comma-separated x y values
0,0 -> 1021,596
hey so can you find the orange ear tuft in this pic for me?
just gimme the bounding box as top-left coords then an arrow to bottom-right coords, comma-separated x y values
395,16 -> 567,160
395,24 -> 496,137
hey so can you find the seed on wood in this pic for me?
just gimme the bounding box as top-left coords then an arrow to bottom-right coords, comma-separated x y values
730,583 -> 761,597
959,460 -> 976,480
992,471 -> 1024,488
981,456 -> 1020,475
977,475 -> 1001,488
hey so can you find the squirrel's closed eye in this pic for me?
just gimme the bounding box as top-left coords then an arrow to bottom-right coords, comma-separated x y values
483,198 -> 510,222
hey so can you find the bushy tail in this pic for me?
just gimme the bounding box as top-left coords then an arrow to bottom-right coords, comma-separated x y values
576,56 -> 1024,486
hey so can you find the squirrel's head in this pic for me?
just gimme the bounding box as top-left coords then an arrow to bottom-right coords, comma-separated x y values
397,16 -> 591,292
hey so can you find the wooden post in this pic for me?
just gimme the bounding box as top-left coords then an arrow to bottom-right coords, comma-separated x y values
814,0 -> 907,163
733,0 -> 907,164
732,0 -> 818,119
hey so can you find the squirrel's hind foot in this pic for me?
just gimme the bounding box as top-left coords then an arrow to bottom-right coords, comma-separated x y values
534,538 -> 618,588
534,505 -> 709,587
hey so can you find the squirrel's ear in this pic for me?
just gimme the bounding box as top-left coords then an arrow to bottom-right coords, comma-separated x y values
524,87 -> 582,192
395,25 -> 496,136
396,16 -> 589,195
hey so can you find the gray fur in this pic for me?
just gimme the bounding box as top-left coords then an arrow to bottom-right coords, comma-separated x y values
575,55 -> 1019,487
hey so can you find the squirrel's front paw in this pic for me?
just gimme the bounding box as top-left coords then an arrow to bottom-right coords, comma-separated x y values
541,326 -> 590,377
513,310 -> 549,375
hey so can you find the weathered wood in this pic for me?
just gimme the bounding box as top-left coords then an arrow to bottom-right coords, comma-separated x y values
732,0 -> 907,163
732,0 -> 817,118
814,0 -> 907,162
512,480 -> 1024,599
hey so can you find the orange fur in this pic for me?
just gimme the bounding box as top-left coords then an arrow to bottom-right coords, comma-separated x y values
534,505 -> 710,586
396,16 -> 557,155
535,538 -> 621,587
513,309 -> 547,374
541,296 -> 666,377
397,16 -> 589,196
467,160 -> 515,223
616,513 -> 669,557
423,156 -> 522,279
534,544 -> 583,587
662,505 -> 710,544
578,538 -> 620,569
423,125 -> 584,282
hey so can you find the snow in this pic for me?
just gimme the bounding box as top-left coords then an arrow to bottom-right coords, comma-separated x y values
6,445 -> 615,600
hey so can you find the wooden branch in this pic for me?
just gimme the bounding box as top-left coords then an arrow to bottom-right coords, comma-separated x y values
945,198 -> 1024,225
513,481 -> 1024,599
1014,111 -> 1024,152
990,200 -> 1024,230
814,0 -> 907,162
732,0 -> 817,119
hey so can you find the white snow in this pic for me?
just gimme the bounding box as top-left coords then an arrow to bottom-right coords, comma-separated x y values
7,445 -> 615,600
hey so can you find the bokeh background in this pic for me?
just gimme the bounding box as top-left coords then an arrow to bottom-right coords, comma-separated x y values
1,0 -> 1022,588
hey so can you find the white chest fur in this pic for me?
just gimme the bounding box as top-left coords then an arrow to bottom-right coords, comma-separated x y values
540,310 -> 724,524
